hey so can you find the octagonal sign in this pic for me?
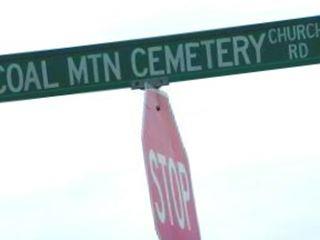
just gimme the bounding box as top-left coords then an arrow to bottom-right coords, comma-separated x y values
142,89 -> 201,240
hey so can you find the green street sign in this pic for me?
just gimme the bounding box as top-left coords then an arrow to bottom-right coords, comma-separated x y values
0,16 -> 319,102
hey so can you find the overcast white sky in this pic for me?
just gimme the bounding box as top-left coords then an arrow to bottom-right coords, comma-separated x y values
0,1 -> 319,239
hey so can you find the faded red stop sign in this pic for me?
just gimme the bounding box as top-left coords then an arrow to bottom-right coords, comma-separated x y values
142,89 -> 201,240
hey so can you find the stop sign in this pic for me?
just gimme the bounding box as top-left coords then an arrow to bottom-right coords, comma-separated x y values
142,89 -> 201,240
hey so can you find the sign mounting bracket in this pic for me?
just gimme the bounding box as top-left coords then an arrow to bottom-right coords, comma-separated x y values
131,77 -> 169,90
